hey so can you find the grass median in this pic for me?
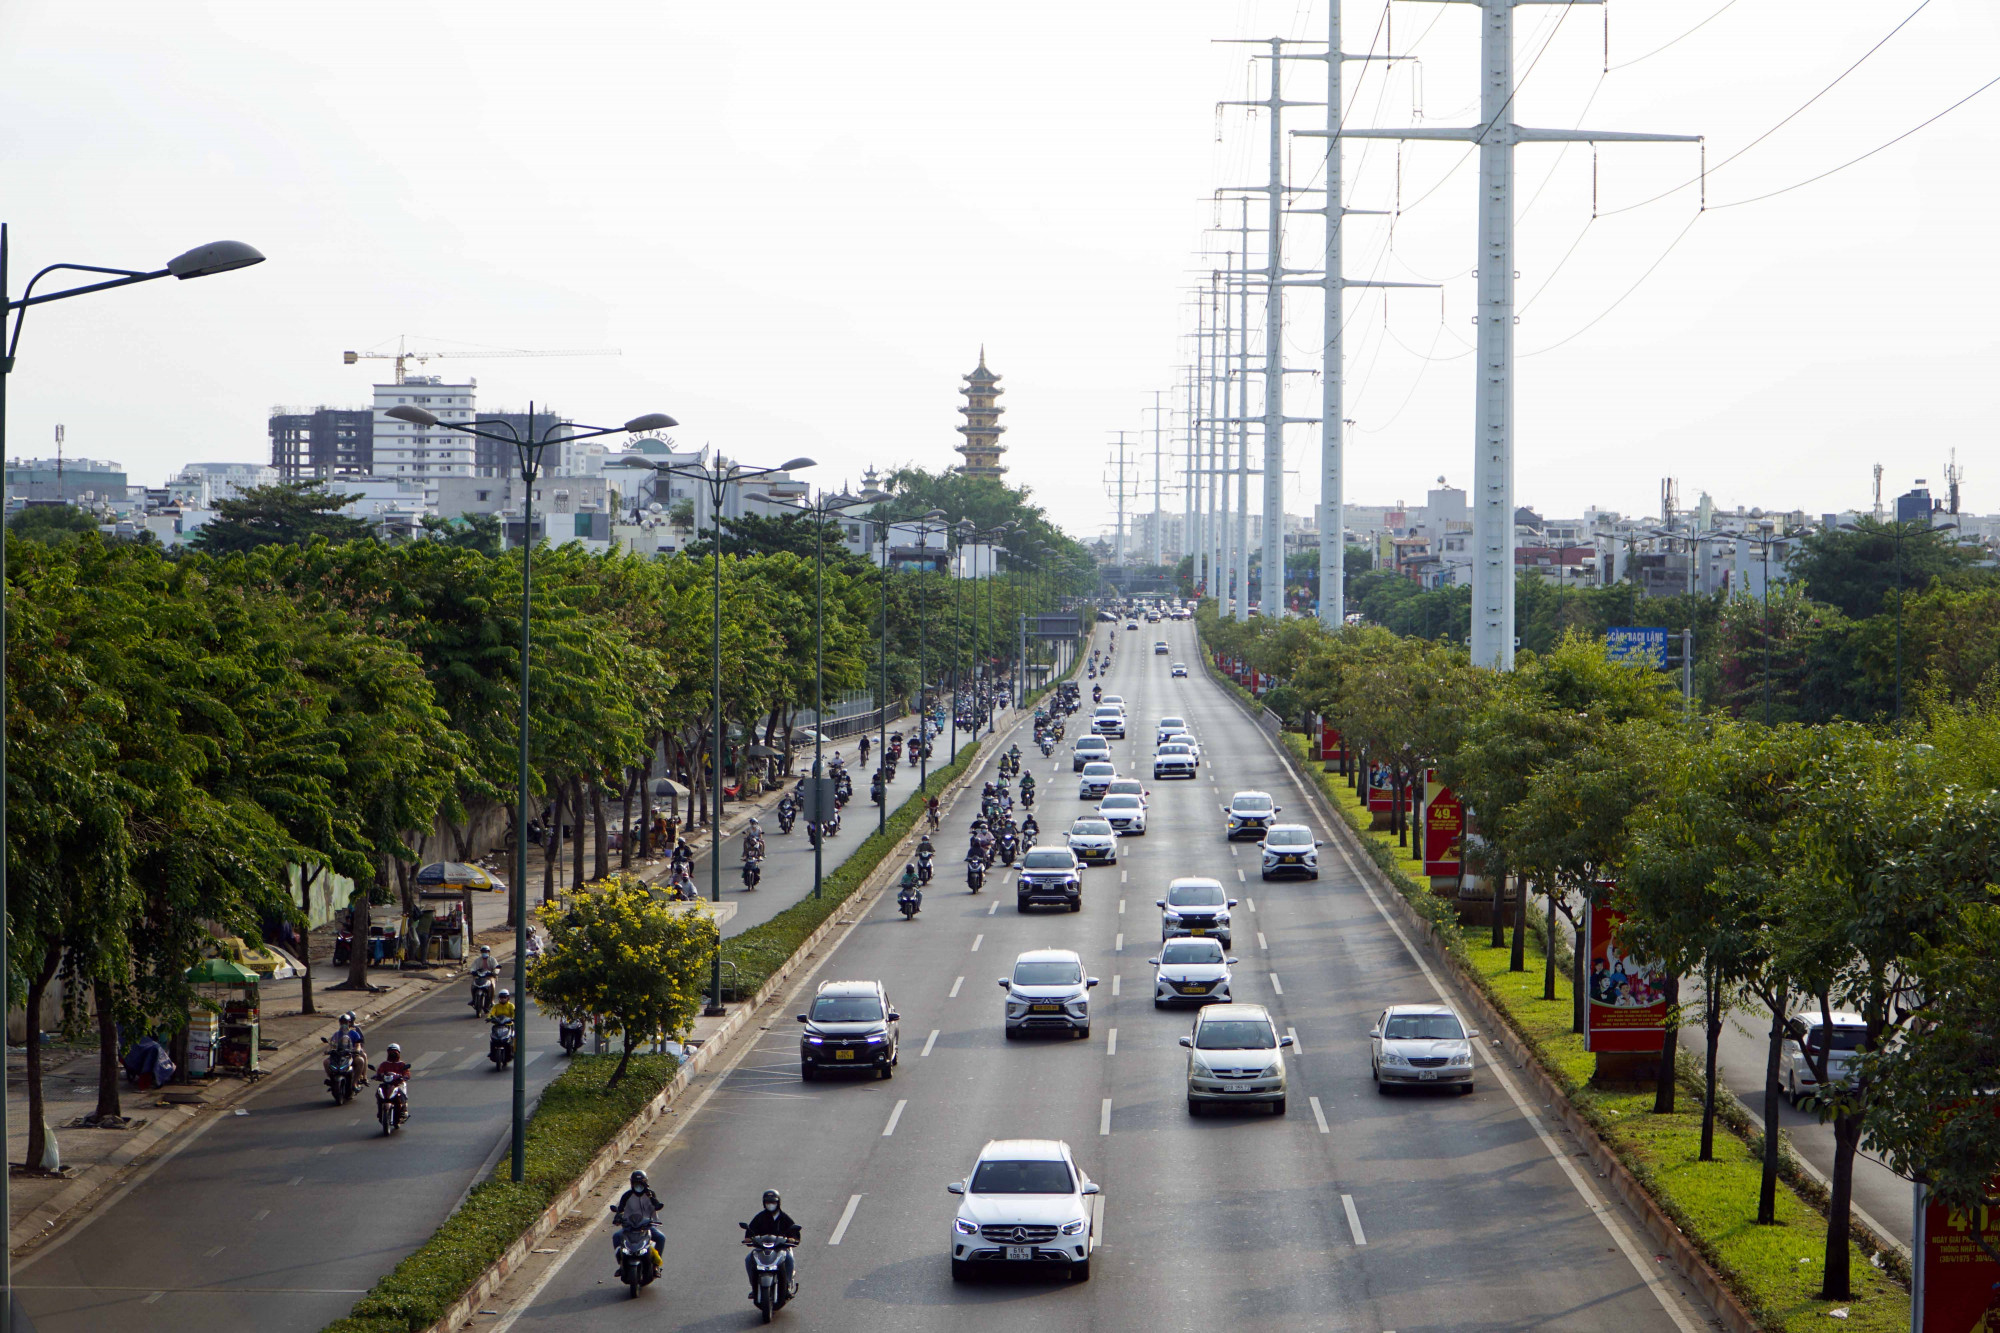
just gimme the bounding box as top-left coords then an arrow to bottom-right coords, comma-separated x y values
718,738 -> 982,999
1275,733 -> 1908,1330
322,1052 -> 677,1333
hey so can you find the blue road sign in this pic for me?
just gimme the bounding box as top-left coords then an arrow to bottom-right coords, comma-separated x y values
1605,626 -> 1668,669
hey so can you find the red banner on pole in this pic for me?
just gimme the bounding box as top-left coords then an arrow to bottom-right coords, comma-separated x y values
1584,901 -> 1667,1053
1319,721 -> 1344,764
1424,787 -> 1463,878
1366,763 -> 1393,815
1914,1184 -> 2000,1331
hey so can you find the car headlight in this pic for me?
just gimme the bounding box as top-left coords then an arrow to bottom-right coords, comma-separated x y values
1381,1051 -> 1408,1066
804,1036 -> 824,1045
954,1218 -> 979,1235
1258,1063 -> 1281,1078
865,1034 -> 885,1044
1060,1218 -> 1088,1236
1449,1052 -> 1472,1067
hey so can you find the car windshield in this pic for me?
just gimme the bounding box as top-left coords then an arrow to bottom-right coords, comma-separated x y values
1108,781 -> 1143,795
1104,697 -> 1123,705
1266,829 -> 1312,846
1013,961 -> 1084,986
1804,1025 -> 1867,1053
1383,1013 -> 1465,1041
1077,740 -> 1106,751
1233,795 -> 1273,812
1159,718 -> 1185,730
1101,795 -> 1140,810
1197,1020 -> 1277,1050
1021,851 -> 1073,870
1083,763 -> 1114,776
1161,940 -> 1225,964
1071,820 -> 1112,836
970,1159 -> 1075,1194
1167,884 -> 1226,907
810,996 -> 883,1023
1158,746 -> 1191,757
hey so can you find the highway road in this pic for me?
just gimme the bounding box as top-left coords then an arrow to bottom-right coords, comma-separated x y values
10,736 -> 931,1333
493,619 -> 1721,1333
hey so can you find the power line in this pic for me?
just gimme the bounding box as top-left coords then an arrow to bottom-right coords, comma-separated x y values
1522,212 -> 1704,357
1605,0 -> 1742,72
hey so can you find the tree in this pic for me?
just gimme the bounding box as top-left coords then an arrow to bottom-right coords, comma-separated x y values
421,511 -> 503,556
1786,517 -> 1989,620
684,512 -> 857,563
528,876 -> 719,1087
6,504 -> 100,544
187,479 -> 375,553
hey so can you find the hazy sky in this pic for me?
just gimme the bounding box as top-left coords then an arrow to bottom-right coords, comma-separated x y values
3,1 -> 1993,540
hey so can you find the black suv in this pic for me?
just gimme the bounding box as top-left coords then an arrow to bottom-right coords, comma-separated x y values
798,979 -> 900,1079
1016,847 -> 1084,913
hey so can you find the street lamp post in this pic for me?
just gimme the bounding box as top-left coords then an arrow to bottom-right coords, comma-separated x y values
387,402 -> 673,1183
652,455 -> 816,1011
1,229 -> 265,1329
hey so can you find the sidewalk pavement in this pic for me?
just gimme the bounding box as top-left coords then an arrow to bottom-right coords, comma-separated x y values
5,712 -> 921,1257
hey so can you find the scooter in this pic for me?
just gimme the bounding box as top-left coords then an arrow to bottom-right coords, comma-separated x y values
558,1017 -> 586,1056
322,1037 -> 359,1106
613,1210 -> 662,1298
375,1070 -> 410,1136
806,821 -> 822,849
489,1017 -> 515,1070
469,972 -> 496,1018
1040,738 -> 1054,758
743,859 -> 762,890
966,860 -> 985,893
776,801 -> 796,834
898,885 -> 923,919
741,1229 -> 799,1323
916,850 -> 934,885
1021,784 -> 1036,810
996,831 -> 1017,866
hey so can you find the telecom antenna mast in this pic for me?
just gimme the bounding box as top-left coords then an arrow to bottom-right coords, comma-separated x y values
1344,0 -> 1696,668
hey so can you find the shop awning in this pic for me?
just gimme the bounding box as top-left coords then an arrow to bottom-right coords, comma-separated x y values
185,958 -> 261,985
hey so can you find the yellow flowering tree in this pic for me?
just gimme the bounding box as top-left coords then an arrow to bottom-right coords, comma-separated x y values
529,874 -> 719,1087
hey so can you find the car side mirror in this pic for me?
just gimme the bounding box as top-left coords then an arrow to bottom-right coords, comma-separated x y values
1315,841 -> 1325,848
1227,899 -> 1238,909
1155,899 -> 1166,908
946,1182 -> 965,1195
1086,978 -> 1099,988
998,978 -> 1011,987
887,1012 -> 901,1023
1082,1183 -> 1100,1196
1467,1030 -> 1480,1040
1227,957 -> 1240,966
1368,1028 -> 1381,1038
1219,806 -> 1229,814
1279,1035 -> 1295,1048
1274,806 -> 1282,813
1147,957 -> 1160,966
1178,1035 -> 1193,1048
795,1014 -> 808,1023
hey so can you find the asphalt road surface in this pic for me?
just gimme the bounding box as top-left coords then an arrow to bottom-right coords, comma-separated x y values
492,621 -> 1721,1333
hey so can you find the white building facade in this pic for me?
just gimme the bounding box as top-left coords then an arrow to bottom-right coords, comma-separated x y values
371,376 -> 479,502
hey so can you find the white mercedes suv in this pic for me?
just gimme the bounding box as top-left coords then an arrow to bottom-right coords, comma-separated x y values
947,1138 -> 1098,1281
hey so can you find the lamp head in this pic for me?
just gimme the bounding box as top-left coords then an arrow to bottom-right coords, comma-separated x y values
779,457 -> 817,472
624,413 -> 677,433
166,240 -> 266,279
924,509 -> 947,520
385,405 -> 440,427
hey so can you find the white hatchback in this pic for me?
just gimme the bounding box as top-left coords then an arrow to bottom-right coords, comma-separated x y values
1097,793 -> 1147,835
947,1138 -> 1098,1281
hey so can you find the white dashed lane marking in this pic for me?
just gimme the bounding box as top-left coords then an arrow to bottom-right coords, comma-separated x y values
1106,1029 -> 1118,1056
1269,973 -> 1284,995
1099,1098 -> 1113,1135
1341,1194 -> 1368,1245
949,976 -> 963,998
921,1029 -> 938,1057
881,1100 -> 907,1137
828,1194 -> 863,1245
970,934 -> 983,952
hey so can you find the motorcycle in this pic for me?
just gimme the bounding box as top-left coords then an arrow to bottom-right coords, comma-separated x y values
1040,738 -> 1054,758
469,971 -> 496,1017
898,885 -> 922,919
741,1228 -> 798,1323
1021,817 -> 1039,844
806,821 -> 822,849
776,800 -> 796,834
614,1209 -> 662,1298
743,859 -> 762,890
996,831 -> 1017,866
322,1037 -> 359,1106
966,859 -> 985,893
1021,783 -> 1036,810
870,779 -> 885,808
375,1070 -> 410,1135
916,850 -> 934,885
558,1017 -> 586,1056
489,1017 -> 516,1070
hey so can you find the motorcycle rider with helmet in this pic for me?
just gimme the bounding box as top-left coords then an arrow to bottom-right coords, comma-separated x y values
374,1041 -> 413,1125
612,1169 -> 666,1273
743,1189 -> 802,1302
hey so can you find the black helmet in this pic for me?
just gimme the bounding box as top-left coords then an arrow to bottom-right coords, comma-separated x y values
340,1011 -> 356,1026
631,1169 -> 649,1188
762,1189 -> 781,1207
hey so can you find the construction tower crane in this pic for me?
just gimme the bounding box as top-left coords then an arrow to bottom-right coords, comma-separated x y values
342,335 -> 619,385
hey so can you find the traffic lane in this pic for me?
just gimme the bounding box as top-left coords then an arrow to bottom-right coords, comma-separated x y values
17,987 -> 562,1333
1704,1011 -> 1911,1245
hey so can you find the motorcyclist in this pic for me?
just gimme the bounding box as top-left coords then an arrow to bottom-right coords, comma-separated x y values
375,1041 -> 413,1122
744,817 -> 765,861
926,795 -> 941,829
899,862 -> 921,893
1020,771 -> 1036,798
613,1169 -> 666,1274
332,1011 -> 367,1070
490,989 -> 516,1023
743,1189 -> 802,1301
1021,814 -> 1039,843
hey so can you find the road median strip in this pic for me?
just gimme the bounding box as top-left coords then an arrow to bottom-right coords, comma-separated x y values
1213,642 -> 1910,1333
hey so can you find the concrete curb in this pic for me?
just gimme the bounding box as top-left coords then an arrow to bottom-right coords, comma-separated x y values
413,701 -> 1050,1333
1217,675 -> 1767,1333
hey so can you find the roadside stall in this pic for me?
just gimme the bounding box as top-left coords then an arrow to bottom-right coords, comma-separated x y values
415,861 -> 501,963
185,958 -> 262,1078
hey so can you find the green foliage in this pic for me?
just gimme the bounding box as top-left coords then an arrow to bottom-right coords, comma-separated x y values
1788,516 -> 1991,620
6,503 -> 100,544
420,511 -> 503,556
529,874 -> 718,1087
187,479 -> 375,552
321,1053 -> 678,1333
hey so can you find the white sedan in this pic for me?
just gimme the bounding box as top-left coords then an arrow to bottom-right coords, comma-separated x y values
1097,793 -> 1147,835
1149,936 -> 1234,1007
1078,762 -> 1117,800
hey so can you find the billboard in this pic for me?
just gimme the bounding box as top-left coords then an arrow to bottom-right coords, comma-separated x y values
1032,614 -> 1082,639
1366,762 -> 1393,815
1606,626 -> 1669,669
1583,901 -> 1668,1052
1424,786 -> 1463,879
1318,721 -> 1344,765
1913,1183 -> 2000,1332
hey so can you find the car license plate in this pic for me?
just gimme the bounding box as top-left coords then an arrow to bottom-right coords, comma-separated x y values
1191,928 -> 1206,935
833,1049 -> 854,1060
1282,855 -> 1298,863
1006,1246 -> 1033,1261
1418,1070 -> 1436,1080
1031,1003 -> 1062,1012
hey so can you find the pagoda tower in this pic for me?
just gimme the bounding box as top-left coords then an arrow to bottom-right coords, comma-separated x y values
954,348 -> 1008,478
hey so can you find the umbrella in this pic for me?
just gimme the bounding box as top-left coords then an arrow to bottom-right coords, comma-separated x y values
650,778 -> 692,799
185,958 -> 260,985
747,744 -> 782,758
415,861 -> 499,892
